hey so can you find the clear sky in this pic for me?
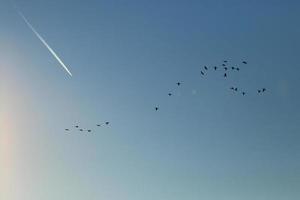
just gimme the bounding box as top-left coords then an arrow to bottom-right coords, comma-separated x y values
1,0 -> 300,199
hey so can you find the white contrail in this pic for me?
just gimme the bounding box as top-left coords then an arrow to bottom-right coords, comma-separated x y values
18,11 -> 73,77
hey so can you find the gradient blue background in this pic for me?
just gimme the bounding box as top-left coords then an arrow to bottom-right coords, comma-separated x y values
1,0 -> 300,199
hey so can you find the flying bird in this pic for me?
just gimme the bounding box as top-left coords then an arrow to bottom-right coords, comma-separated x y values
262,88 -> 266,92
224,73 -> 227,77
201,71 -> 205,75
18,11 -> 73,77
223,60 -> 228,63
231,67 -> 235,70
242,92 -> 246,96
234,88 -> 238,91
214,66 -> 217,70
258,90 -> 261,93
79,129 -> 83,131
222,64 -> 226,66
97,124 -> 101,127
168,93 -> 172,96
242,61 -> 247,64
105,122 -> 110,125
177,82 -> 181,86
65,129 -> 69,131
75,125 -> 79,128
87,130 -> 92,132
204,66 -> 208,70
224,67 -> 228,71
155,107 -> 159,111
236,67 -> 240,71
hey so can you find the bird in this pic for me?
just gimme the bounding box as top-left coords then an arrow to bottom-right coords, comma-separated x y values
234,88 -> 238,91
97,124 -> 101,127
79,129 -> 83,131
242,61 -> 247,64
87,130 -> 92,133
230,87 -> 234,90
223,60 -> 228,63
155,107 -> 159,111
242,92 -> 246,96
236,67 -> 240,71
214,66 -> 217,70
224,67 -> 228,71
168,93 -> 172,96
258,90 -> 261,93
105,122 -> 110,125
262,88 -> 266,92
65,129 -> 70,131
222,63 -> 226,66
204,66 -> 208,70
177,82 -> 181,86
201,71 -> 205,75
75,125 -> 79,128
224,73 -> 227,77
231,67 -> 235,70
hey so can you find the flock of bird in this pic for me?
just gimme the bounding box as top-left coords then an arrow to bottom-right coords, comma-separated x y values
154,60 -> 267,111
65,121 -> 110,133
65,59 -> 268,131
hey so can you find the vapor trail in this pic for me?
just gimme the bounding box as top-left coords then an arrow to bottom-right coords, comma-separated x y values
18,11 -> 73,77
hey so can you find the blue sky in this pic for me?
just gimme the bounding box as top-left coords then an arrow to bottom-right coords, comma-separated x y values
1,0 -> 300,200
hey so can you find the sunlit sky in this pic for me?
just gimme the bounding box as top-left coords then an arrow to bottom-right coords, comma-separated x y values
1,0 -> 300,200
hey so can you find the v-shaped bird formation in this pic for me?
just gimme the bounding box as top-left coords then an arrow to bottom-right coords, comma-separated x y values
154,59 -> 268,111
65,121 -> 110,133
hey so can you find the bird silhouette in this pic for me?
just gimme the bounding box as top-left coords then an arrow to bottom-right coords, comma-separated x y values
242,61 -> 247,64
223,60 -> 228,63
155,107 -> 159,111
65,129 -> 69,131
224,73 -> 227,77
168,93 -> 172,96
234,88 -> 238,91
230,87 -> 234,90
258,90 -> 261,93
75,125 -> 79,128
105,122 -> 110,125
236,67 -> 240,71
231,67 -> 235,70
242,92 -> 246,96
79,129 -> 83,131
224,67 -> 228,71
204,66 -> 208,70
87,130 -> 92,132
177,82 -> 181,86
214,66 -> 217,70
97,124 -> 101,127
222,64 -> 226,66
262,88 -> 266,92
201,71 -> 205,75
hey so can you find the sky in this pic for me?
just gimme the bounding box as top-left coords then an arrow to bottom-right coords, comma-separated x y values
1,0 -> 300,199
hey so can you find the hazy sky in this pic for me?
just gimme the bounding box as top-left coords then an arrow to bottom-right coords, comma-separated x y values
1,0 -> 300,200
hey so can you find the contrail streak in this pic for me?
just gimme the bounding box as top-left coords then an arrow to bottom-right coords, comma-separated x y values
18,11 -> 73,77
